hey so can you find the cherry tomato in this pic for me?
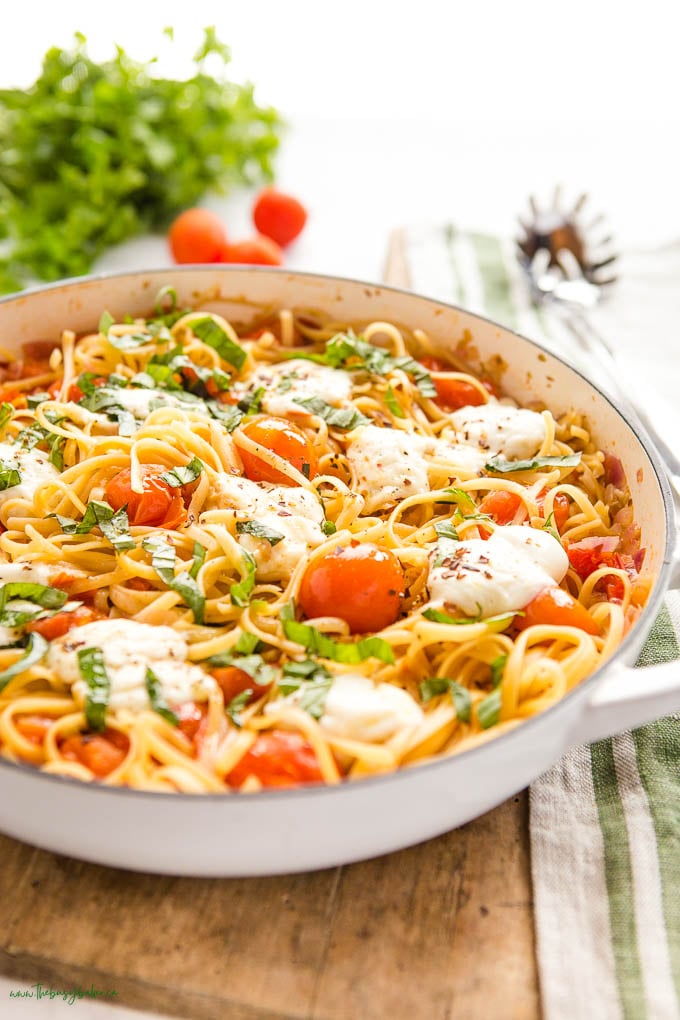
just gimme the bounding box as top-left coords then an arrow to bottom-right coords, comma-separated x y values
176,702 -> 206,742
15,715 -> 53,745
26,605 -> 101,641
516,586 -> 599,635
60,729 -> 129,777
221,235 -> 284,266
566,537 -> 621,581
168,208 -> 227,264
226,730 -> 324,789
67,375 -> 107,403
478,490 -> 522,525
211,666 -> 273,706
105,464 -> 187,529
420,356 -> 496,410
551,493 -> 571,533
252,187 -> 308,247
238,416 -> 318,484
298,541 -> 405,633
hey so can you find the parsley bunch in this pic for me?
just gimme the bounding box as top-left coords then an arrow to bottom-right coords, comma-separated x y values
0,28 -> 282,293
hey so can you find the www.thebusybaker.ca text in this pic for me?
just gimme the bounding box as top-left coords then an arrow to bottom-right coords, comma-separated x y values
9,983 -> 118,1005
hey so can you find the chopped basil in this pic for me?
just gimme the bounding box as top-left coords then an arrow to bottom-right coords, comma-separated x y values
0,458 -> 21,490
26,392 -> 50,408
160,456 -> 203,488
15,414 -> 66,470
98,310 -> 114,334
190,317 -> 247,372
229,551 -> 257,607
234,631 -> 263,655
145,667 -> 179,726
105,330 -> 157,351
0,632 -> 48,692
422,606 -> 517,629
384,385 -> 406,418
485,453 -> 582,474
283,619 -> 395,664
0,402 -> 13,428
279,600 -> 296,622
236,519 -> 284,546
77,646 -> 111,732
434,519 -> 460,542
0,582 -> 67,627
206,401 -> 243,431
490,654 -> 507,688
419,676 -> 471,723
189,541 -> 207,581
293,395 -> 369,430
322,520 -> 337,536
142,534 -> 205,624
237,386 -> 265,415
438,486 -> 476,510
52,500 -> 134,552
477,687 -> 502,729
306,332 -> 437,397
278,659 -> 334,719
226,688 -> 253,727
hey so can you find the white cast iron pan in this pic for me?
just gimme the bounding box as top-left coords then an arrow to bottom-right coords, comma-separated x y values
0,267 -> 677,877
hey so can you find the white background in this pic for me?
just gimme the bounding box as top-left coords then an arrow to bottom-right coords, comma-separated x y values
0,3 -> 678,1017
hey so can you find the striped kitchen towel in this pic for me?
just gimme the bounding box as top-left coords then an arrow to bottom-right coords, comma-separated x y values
399,223 -> 680,1020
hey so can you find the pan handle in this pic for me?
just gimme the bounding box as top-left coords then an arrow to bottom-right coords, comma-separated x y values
568,657 -> 680,746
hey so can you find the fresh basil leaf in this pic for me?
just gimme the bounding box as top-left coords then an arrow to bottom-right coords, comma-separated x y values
189,541 -> 207,580
311,332 -> 436,397
77,646 -> 111,732
206,401 -> 243,431
422,606 -> 482,625
391,355 -> 437,397
0,458 -> 21,490
293,395 -> 370,430
16,422 -> 48,450
477,687 -> 502,729
98,310 -> 114,334
437,486 -> 476,509
419,676 -> 471,723
283,619 -> 395,664
434,519 -> 459,541
384,385 -> 406,418
106,330 -> 156,351
0,632 -> 48,692
490,654 -> 507,688
237,386 -> 265,415
229,551 -> 257,607
226,688 -> 253,727
485,453 -> 582,474
234,631 -> 263,655
160,456 -> 203,488
26,392 -> 50,408
278,659 -> 334,719
279,600 -> 296,622
236,519 -> 284,546
0,402 -> 14,427
145,667 -> 179,726
322,520 -> 337,536
190,317 -> 247,372
142,534 -> 205,623
0,582 -> 67,615
57,500 -> 135,552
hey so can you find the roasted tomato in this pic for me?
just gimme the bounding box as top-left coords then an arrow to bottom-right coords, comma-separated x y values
211,666 -> 273,705
60,729 -> 130,778
420,356 -> 496,410
516,586 -> 599,635
238,416 -> 318,484
226,730 -> 324,789
26,605 -> 101,641
298,541 -> 405,633
105,464 -> 187,529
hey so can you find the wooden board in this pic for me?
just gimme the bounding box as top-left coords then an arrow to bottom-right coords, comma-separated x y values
0,237 -> 541,1019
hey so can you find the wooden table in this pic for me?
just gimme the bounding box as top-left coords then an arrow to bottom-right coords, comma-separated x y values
0,794 -> 538,1020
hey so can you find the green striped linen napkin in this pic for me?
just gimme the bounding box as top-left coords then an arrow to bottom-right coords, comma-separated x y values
401,224 -> 680,1020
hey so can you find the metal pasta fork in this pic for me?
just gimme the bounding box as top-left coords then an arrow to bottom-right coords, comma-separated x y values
516,188 -> 680,490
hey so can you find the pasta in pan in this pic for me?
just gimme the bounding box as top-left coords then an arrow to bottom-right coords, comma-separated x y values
0,290 -> 650,791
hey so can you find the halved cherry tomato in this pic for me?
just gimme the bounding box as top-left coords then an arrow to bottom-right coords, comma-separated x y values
60,729 -> 129,777
221,235 -> 284,266
168,208 -> 227,264
226,730 -> 324,789
105,464 -> 187,529
211,666 -> 272,705
15,715 -> 53,745
176,702 -> 206,743
238,416 -> 318,484
299,541 -> 405,633
478,490 -> 522,525
26,604 -> 101,641
67,375 -> 107,403
516,586 -> 599,635
420,356 -> 496,410
252,188 -> 308,247
551,493 -> 571,533
566,536 -> 621,581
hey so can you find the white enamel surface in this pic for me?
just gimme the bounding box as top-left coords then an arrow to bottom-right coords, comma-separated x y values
428,525 -> 569,617
0,267 -> 674,877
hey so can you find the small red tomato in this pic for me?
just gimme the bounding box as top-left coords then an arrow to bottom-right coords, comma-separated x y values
516,586 -> 600,635
211,666 -> 273,705
478,490 -> 523,525
252,187 -> 308,247
238,415 -> 318,484
298,542 -> 405,633
221,235 -> 284,266
420,356 -> 496,410
105,464 -> 187,529
168,208 -> 227,264
226,730 -> 323,789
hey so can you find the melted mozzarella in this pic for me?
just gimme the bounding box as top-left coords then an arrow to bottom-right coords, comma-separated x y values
111,387 -> 208,420
428,524 -> 569,617
346,425 -> 429,512
0,441 -> 59,506
266,672 -> 424,743
0,561 -> 55,586
48,618 -> 215,714
449,402 -> 546,460
205,474 -> 325,581
236,359 -> 352,418
320,674 -> 424,742
423,436 -> 488,477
